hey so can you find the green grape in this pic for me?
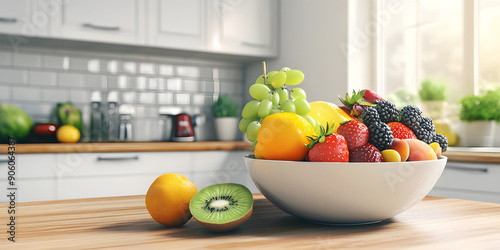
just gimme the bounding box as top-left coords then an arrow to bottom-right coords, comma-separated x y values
239,118 -> 254,133
246,121 -> 261,142
303,116 -> 317,129
280,67 -> 290,72
270,108 -> 282,114
269,71 -> 286,88
242,100 -> 260,119
271,92 -> 280,105
249,84 -> 271,100
290,87 -> 307,100
295,98 -> 311,116
282,100 -> 296,113
285,69 -> 304,85
255,74 -> 265,84
258,99 -> 273,118
266,71 -> 277,81
276,87 -> 289,105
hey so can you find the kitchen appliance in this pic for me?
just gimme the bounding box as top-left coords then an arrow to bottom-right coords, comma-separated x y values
172,113 -> 195,142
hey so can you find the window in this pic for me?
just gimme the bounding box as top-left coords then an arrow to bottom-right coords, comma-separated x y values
367,0 -> 500,106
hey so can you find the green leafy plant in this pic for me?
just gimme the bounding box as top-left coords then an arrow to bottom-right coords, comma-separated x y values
214,94 -> 238,117
419,79 -> 447,101
459,91 -> 500,121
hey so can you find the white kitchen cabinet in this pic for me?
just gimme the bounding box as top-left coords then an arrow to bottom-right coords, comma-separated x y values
429,161 -> 500,203
147,0 -> 207,51
0,0 -> 49,36
0,154 -> 57,202
50,0 -> 146,44
207,0 -> 278,57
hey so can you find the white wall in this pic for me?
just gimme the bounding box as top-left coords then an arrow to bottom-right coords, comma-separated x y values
244,0 -> 349,105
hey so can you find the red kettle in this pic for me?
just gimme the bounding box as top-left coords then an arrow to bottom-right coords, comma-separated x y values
172,113 -> 195,142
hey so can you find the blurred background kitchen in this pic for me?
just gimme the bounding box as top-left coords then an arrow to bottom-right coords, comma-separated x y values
1,0 -> 500,202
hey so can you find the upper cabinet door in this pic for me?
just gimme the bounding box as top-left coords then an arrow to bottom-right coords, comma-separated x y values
51,0 -> 146,44
0,0 -> 48,36
148,0 -> 206,51
208,0 -> 278,57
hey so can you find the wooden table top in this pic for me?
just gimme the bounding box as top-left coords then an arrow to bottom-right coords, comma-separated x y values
3,194 -> 500,249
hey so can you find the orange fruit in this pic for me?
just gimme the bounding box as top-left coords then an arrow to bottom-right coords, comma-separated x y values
145,173 -> 198,226
56,125 -> 80,143
309,101 -> 352,133
257,112 -> 314,161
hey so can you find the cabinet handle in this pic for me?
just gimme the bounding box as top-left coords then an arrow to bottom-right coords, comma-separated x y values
447,166 -> 488,173
97,156 -> 139,161
0,17 -> 17,23
82,23 -> 120,31
242,41 -> 267,48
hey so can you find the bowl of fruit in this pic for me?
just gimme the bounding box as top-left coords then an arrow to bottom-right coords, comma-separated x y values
240,64 -> 448,224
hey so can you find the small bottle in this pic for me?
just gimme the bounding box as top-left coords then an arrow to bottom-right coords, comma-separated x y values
90,91 -> 103,142
105,91 -> 120,142
118,105 -> 134,141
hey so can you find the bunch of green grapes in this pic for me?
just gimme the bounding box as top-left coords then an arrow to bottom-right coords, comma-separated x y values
239,66 -> 318,145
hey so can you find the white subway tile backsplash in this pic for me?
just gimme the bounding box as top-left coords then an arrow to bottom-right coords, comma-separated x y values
201,81 -> 215,92
175,93 -> 190,105
88,59 -> 100,73
220,81 -> 242,94
138,92 -> 156,104
183,80 -> 200,92
13,53 -> 41,68
0,51 -> 12,66
0,86 -> 10,100
117,75 -> 128,88
159,64 -> 174,76
176,66 -> 200,77
42,89 -> 69,102
218,67 -> 243,80
13,86 -> 42,101
122,92 -> 136,103
22,103 -> 53,117
135,106 -> 157,117
139,63 -> 156,75
29,71 -> 57,86
43,55 -> 65,69
158,93 -> 173,104
70,90 -> 91,103
136,77 -> 147,90
122,62 -> 137,74
192,94 -> 205,105
166,78 -> 182,91
70,57 -> 89,71
105,60 -> 119,74
148,78 -> 158,90
59,73 -> 85,87
0,68 -> 28,84
107,76 -> 119,89
86,74 -> 105,88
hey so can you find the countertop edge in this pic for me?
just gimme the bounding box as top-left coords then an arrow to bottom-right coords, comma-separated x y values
1,141 -> 254,154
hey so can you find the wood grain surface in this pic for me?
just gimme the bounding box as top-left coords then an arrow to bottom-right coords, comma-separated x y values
2,194 -> 500,249
0,141 -> 253,154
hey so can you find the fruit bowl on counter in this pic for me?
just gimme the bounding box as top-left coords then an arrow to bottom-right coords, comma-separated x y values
244,156 -> 447,225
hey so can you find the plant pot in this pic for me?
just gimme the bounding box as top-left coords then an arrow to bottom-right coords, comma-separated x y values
215,117 -> 239,141
421,100 -> 446,120
460,120 -> 495,147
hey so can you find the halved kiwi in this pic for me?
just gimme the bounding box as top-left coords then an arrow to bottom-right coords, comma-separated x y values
189,183 -> 253,232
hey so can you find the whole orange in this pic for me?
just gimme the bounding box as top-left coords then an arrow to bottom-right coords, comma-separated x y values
145,173 -> 198,226
56,125 -> 80,143
257,112 -> 315,161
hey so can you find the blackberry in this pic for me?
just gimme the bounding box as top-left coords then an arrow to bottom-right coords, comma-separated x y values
400,105 -> 422,130
419,117 -> 436,133
375,100 -> 399,123
360,107 -> 380,127
433,134 -> 448,152
368,122 -> 393,151
414,128 -> 434,144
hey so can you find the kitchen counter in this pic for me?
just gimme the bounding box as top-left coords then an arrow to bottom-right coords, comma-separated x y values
5,194 -> 500,249
0,141 -> 253,154
444,147 -> 500,163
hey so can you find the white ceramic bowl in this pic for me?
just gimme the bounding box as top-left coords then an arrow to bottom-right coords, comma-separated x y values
244,156 -> 447,225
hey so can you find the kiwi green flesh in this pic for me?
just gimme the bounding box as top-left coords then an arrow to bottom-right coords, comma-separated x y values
189,183 -> 253,225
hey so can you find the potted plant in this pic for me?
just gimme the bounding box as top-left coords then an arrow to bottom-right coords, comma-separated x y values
214,94 -> 239,141
459,91 -> 499,147
419,79 -> 447,119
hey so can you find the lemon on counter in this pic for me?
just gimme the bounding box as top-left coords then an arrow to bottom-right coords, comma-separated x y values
56,125 -> 81,143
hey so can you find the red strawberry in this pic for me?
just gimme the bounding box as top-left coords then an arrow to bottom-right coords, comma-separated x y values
349,143 -> 383,162
362,89 -> 384,104
307,125 -> 349,162
337,120 -> 369,150
387,122 -> 417,139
